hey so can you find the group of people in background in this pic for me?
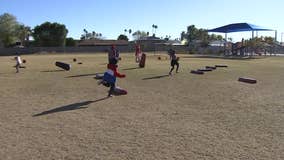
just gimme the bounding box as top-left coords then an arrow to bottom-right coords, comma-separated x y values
13,44 -> 179,97
102,44 -> 179,96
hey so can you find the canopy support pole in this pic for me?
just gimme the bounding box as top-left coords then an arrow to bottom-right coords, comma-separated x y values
275,30 -> 277,42
251,31 -> 254,56
224,33 -> 227,55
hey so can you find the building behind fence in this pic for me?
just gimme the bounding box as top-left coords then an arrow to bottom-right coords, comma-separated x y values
0,40 -> 283,56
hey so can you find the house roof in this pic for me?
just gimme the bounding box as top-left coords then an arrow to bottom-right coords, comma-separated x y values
77,39 -> 128,46
140,36 -> 161,40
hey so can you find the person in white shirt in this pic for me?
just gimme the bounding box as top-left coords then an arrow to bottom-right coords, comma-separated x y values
14,55 -> 22,73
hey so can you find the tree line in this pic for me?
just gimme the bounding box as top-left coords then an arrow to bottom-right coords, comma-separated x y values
0,13 -> 276,48
0,13 -> 70,47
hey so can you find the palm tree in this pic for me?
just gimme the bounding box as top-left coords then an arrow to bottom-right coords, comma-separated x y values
92,31 -> 96,39
128,29 -> 132,40
154,25 -> 158,35
83,29 -> 88,39
124,29 -> 127,35
152,24 -> 158,37
132,30 -> 144,40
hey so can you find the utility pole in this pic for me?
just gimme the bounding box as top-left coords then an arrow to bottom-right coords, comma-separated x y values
281,32 -> 284,45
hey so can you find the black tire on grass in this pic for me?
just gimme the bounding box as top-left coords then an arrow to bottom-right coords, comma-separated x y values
238,77 -> 257,84
190,70 -> 204,74
198,69 -> 213,72
205,66 -> 216,70
215,65 -> 228,68
55,61 -> 71,71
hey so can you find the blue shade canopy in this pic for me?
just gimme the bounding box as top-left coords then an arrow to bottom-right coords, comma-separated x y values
208,23 -> 273,33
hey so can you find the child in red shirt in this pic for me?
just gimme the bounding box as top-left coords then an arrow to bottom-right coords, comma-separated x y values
102,59 -> 125,97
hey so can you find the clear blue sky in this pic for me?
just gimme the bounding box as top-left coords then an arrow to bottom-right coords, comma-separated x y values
1,0 -> 283,42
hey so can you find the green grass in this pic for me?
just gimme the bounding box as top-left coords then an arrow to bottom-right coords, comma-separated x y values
0,52 -> 283,159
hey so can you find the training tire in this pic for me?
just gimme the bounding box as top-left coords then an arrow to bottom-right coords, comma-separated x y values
55,61 -> 71,71
198,69 -> 212,72
205,66 -> 216,70
190,70 -> 204,74
215,65 -> 228,68
238,77 -> 257,84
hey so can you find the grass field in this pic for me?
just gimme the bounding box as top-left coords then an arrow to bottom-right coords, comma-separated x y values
0,52 -> 283,160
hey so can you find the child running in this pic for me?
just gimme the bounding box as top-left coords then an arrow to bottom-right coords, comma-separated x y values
14,55 -> 22,73
101,59 -> 125,97
168,48 -> 179,75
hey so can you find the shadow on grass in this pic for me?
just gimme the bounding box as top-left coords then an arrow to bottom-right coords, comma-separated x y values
142,74 -> 169,80
65,73 -> 99,78
41,70 -> 65,72
123,67 -> 142,70
181,55 -> 264,60
33,97 -> 109,117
